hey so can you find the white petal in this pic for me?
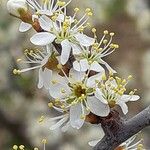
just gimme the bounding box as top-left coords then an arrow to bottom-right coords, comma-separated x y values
43,68 -> 52,89
121,94 -> 140,102
19,22 -> 32,32
73,59 -> 89,72
87,97 -> 110,117
30,32 -> 56,46
49,82 -> 70,99
91,61 -> 105,72
70,43 -> 81,55
73,61 -> 81,72
50,117 -> 68,130
95,88 -> 108,104
38,68 -> 43,89
75,33 -> 95,46
86,72 -> 104,88
80,59 -> 89,71
69,69 -> 85,83
88,139 -> 100,147
39,15 -> 53,31
70,104 -> 84,129
61,39 -> 71,65
118,102 -> 128,114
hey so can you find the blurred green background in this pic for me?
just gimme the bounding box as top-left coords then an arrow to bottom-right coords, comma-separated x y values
0,0 -> 150,149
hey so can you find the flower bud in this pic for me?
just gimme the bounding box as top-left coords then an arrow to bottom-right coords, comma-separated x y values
7,0 -> 28,18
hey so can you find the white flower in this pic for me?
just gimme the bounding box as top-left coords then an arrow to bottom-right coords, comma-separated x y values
13,46 -> 56,89
17,0 -> 71,32
73,30 -> 119,73
7,0 -> 28,17
30,8 -> 95,65
95,75 -> 140,115
48,67 -> 110,129
89,134 -> 145,149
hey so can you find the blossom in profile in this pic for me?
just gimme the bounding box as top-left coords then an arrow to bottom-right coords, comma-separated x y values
13,47 -> 58,89
7,0 -> 28,17
73,30 -> 118,73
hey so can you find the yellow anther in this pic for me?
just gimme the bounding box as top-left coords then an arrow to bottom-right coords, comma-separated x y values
87,12 -> 93,16
13,145 -> 18,150
110,44 -> 115,48
134,89 -> 137,92
51,15 -> 57,21
24,49 -> 28,53
110,32 -> 115,36
74,7 -> 80,12
13,69 -> 20,75
115,77 -> 121,84
114,44 -> 119,49
86,22 -> 91,27
88,60 -> 92,65
61,105 -> 65,109
57,1 -> 66,6
122,79 -> 127,85
92,28 -> 96,33
78,26 -> 84,32
57,64 -> 63,69
103,39 -> 108,44
42,139 -> 47,144
129,91 -> 134,95
98,48 -> 103,52
104,30 -> 108,35
34,148 -> 39,150
118,90 -> 124,95
17,58 -> 22,62
19,145 -> 25,150
137,144 -> 144,150
13,69 -> 18,75
109,77 -> 114,81
55,98 -> 60,103
48,102 -> 53,108
85,8 -> 91,13
38,116 -> 45,123
128,75 -> 133,80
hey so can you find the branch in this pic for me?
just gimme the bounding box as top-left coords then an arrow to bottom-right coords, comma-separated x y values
93,105 -> 150,150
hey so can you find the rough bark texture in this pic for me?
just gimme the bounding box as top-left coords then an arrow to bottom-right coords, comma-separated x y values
93,105 -> 150,150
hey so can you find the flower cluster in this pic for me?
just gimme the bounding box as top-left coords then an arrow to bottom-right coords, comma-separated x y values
7,0 -> 142,148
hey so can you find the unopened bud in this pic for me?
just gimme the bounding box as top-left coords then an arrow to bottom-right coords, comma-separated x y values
7,0 -> 28,18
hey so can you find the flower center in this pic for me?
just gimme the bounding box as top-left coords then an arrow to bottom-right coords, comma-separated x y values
73,84 -> 86,98
108,100 -> 116,108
